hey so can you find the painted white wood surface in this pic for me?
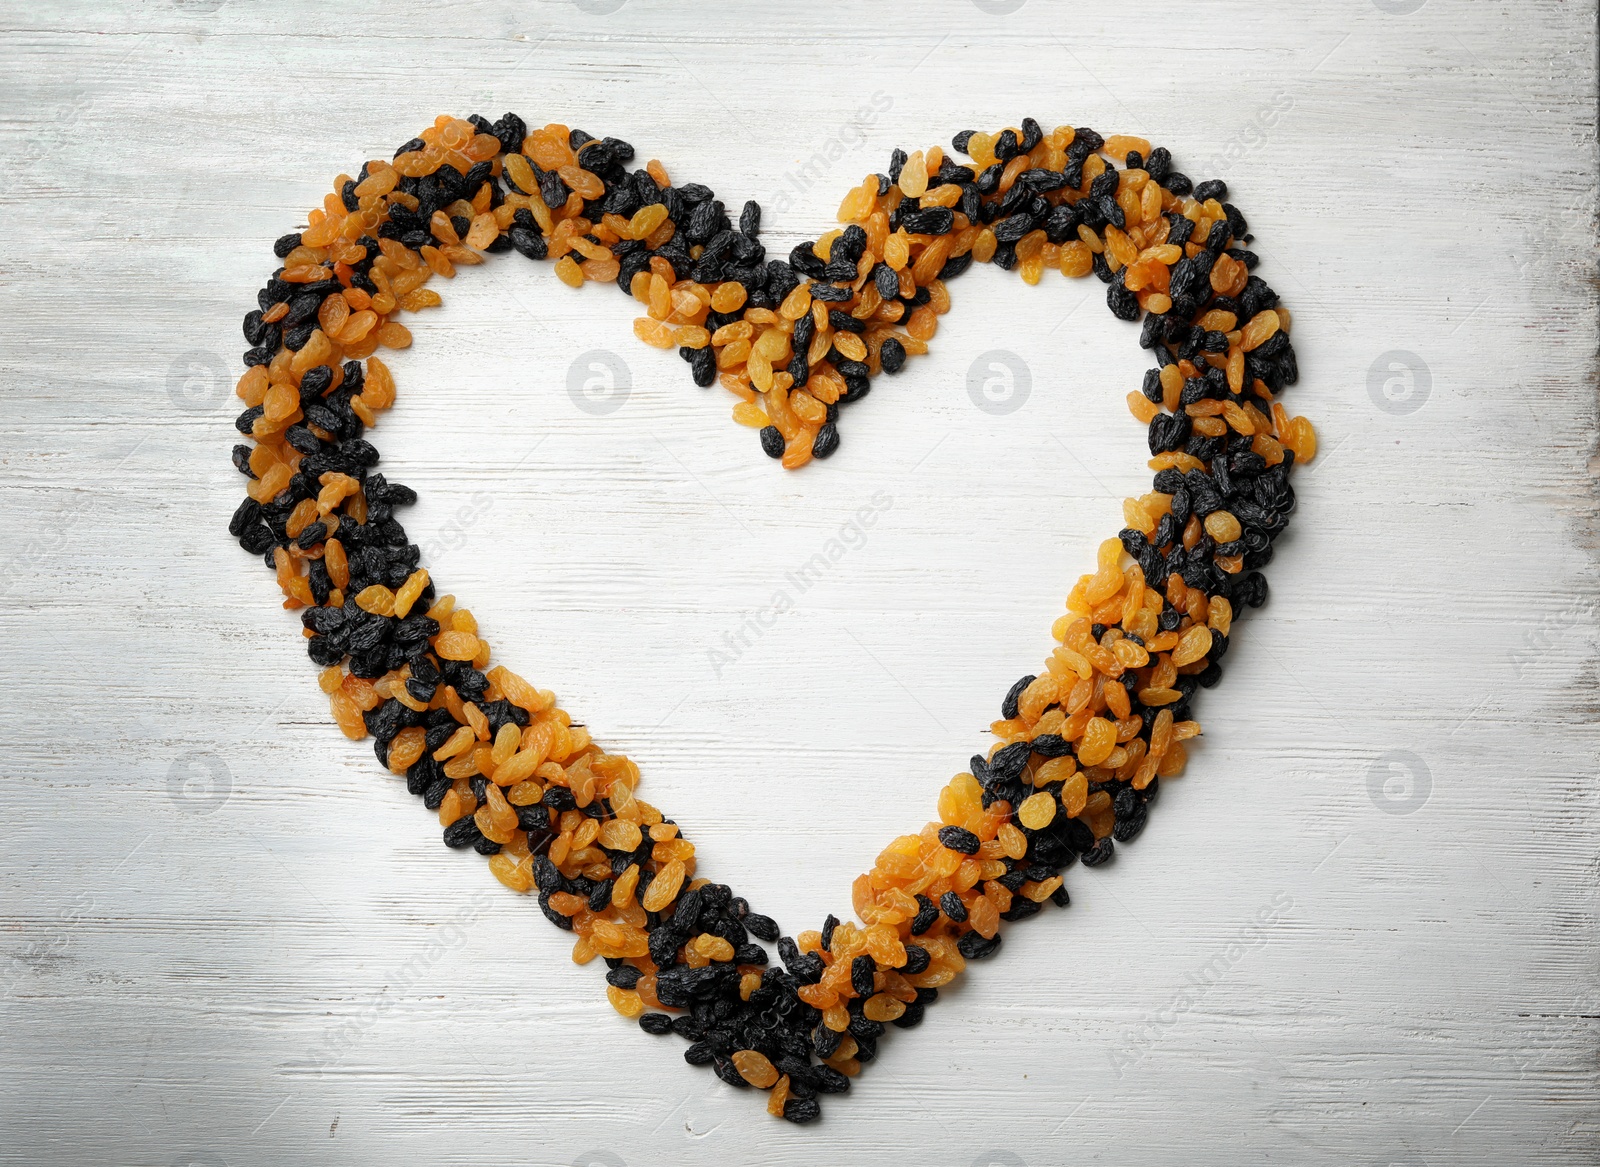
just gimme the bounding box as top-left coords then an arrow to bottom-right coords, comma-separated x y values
1,2 -> 1596,1164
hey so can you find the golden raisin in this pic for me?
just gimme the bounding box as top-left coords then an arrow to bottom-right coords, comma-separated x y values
1017,791 -> 1056,830
733,1050 -> 780,1088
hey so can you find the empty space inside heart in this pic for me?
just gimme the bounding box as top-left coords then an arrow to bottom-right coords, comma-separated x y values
375,252 -> 1154,931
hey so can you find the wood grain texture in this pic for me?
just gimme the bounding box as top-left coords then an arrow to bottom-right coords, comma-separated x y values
0,2 -> 1596,1164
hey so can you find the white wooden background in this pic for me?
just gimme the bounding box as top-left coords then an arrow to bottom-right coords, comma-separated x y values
1,2 -> 1596,1164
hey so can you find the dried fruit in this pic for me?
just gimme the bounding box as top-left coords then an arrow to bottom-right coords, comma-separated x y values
233,113 -> 1303,1124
